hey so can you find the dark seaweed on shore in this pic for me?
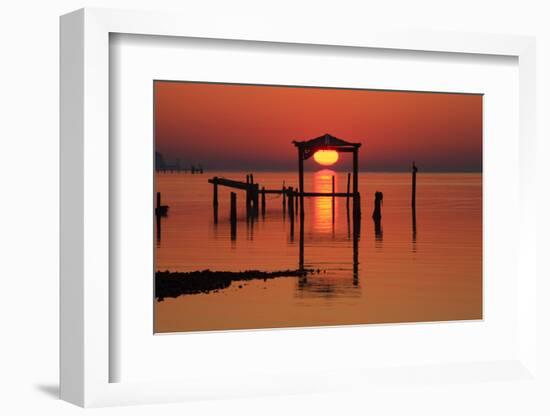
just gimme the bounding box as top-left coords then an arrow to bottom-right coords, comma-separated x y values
155,268 -> 315,300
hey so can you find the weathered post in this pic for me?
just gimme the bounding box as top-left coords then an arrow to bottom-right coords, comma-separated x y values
288,187 -> 295,239
287,187 -> 294,214
299,208 -> 305,271
282,181 -> 286,214
372,191 -> 383,221
412,161 -> 418,208
298,147 -> 304,215
261,186 -> 266,217
252,184 -> 259,217
295,187 -> 298,216
230,192 -> 237,240
411,162 -> 418,241
353,148 -> 360,220
156,191 -> 162,242
353,218 -> 359,286
346,172 -> 351,212
212,177 -> 219,224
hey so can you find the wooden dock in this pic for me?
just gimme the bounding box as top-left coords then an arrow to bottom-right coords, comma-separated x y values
208,174 -> 360,235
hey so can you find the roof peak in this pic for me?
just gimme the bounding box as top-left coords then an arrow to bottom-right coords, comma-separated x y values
293,133 -> 361,148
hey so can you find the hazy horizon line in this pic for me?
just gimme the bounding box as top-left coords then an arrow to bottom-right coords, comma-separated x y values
156,169 -> 482,174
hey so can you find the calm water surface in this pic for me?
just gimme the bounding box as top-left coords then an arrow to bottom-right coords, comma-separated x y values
155,171 -> 482,332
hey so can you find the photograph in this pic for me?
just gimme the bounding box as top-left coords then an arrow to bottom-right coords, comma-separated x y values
153,81 -> 483,333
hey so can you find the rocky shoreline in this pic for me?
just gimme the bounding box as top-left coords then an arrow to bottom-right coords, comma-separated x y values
155,268 -> 315,300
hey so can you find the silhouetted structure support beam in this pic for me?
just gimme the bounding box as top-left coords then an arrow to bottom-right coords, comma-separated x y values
346,172 -> 351,213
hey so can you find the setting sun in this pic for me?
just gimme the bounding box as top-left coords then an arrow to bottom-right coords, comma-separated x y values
313,150 -> 339,166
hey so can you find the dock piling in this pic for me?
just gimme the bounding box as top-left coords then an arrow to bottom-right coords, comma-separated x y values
412,161 -> 418,208
230,192 -> 237,240
346,173 -> 351,212
261,187 -> 266,217
212,177 -> 219,223
288,187 -> 295,239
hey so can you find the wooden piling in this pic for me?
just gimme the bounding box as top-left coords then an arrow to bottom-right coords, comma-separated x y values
212,177 -> 219,207
282,181 -> 286,213
288,187 -> 295,239
352,148 -> 360,219
252,184 -> 259,217
212,177 -> 219,223
230,192 -> 237,239
261,187 -> 266,217
156,191 -> 161,211
346,173 -> 351,212
411,161 -> 418,208
287,187 -> 293,214
332,175 -> 335,223
372,191 -> 383,221
298,147 -> 304,215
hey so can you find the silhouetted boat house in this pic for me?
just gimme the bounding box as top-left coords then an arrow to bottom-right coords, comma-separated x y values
293,133 -> 362,217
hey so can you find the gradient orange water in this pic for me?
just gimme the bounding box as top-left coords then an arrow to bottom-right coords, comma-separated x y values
154,171 -> 482,332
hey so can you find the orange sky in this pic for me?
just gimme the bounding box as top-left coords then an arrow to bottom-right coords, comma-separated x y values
154,81 -> 482,172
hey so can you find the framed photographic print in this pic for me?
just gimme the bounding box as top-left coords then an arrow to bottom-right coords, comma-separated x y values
152,81 -> 483,334
60,8 -> 538,408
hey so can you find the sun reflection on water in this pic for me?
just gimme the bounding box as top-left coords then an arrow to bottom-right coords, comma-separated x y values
312,169 -> 338,233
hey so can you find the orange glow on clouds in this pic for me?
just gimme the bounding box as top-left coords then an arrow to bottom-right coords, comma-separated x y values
313,150 -> 339,166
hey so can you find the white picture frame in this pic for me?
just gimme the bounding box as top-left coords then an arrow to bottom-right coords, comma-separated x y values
60,7 -> 537,407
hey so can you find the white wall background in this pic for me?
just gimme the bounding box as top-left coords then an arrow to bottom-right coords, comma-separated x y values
0,1 -> 548,415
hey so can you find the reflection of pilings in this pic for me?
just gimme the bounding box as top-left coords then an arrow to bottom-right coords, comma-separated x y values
352,195 -> 361,286
282,181 -> 286,217
156,214 -> 161,244
332,175 -> 335,225
372,191 -> 383,221
412,161 -> 418,208
288,187 -> 295,240
354,193 -> 361,238
230,192 -> 237,240
353,217 -> 360,286
373,191 -> 383,244
299,210 -> 305,271
346,172 -> 351,212
412,205 -> 417,250
245,174 -> 253,219
374,220 -> 383,242
261,187 -> 266,218
252,184 -> 259,218
295,189 -> 298,217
